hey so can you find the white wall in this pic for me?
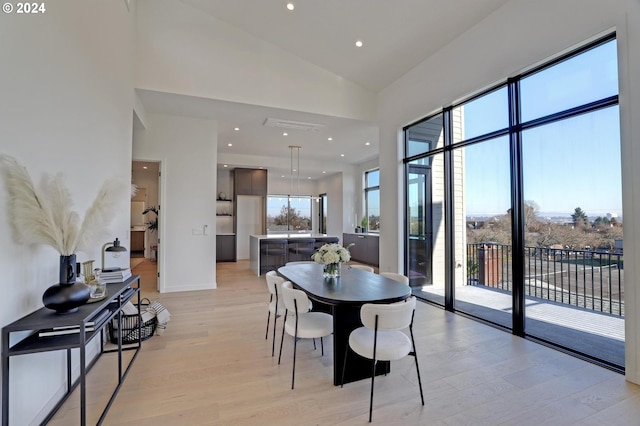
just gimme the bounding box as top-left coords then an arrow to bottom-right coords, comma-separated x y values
317,173 -> 345,239
376,0 -> 640,382
135,0 -> 376,122
0,1 -> 134,424
133,113 -> 218,292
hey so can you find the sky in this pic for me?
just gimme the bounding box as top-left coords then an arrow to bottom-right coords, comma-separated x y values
463,39 -> 622,218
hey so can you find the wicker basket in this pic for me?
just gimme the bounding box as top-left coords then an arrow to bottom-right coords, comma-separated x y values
108,298 -> 157,344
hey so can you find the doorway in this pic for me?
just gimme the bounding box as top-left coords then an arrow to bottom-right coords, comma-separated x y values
406,162 -> 433,287
131,160 -> 160,292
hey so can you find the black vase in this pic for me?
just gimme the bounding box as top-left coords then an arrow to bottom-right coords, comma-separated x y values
42,254 -> 90,314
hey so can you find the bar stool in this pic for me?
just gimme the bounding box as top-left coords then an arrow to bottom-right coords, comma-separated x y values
287,238 -> 316,262
314,236 -> 339,249
260,239 -> 288,275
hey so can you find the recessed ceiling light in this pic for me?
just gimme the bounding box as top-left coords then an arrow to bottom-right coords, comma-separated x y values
228,143 -> 232,146
283,132 -> 288,136
281,175 -> 285,178
224,164 -> 228,167
328,137 -> 333,141
286,3 -> 294,11
322,171 -> 326,174
307,177 -> 311,179
142,166 -> 148,169
234,127 -> 239,131
355,40 -> 363,47
365,142 -> 370,146
340,154 -> 345,157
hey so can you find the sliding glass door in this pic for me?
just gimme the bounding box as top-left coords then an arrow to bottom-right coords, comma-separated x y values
407,162 -> 433,287
403,34 -> 624,369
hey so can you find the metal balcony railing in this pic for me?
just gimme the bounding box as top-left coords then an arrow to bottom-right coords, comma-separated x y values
466,243 -> 624,317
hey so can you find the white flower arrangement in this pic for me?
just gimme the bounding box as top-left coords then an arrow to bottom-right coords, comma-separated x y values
312,243 -> 351,265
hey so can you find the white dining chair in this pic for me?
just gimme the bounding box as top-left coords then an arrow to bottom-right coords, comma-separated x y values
350,264 -> 374,273
278,281 -> 333,389
379,272 -> 410,286
341,296 -> 424,422
265,271 -> 286,356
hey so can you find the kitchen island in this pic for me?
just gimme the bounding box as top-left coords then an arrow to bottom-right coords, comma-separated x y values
249,234 -> 341,275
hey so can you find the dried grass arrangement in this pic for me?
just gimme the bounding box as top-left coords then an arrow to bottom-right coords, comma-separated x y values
0,154 -> 126,256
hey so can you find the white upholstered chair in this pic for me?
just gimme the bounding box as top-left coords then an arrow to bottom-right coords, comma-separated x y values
265,271 -> 286,356
379,272 -> 410,286
341,296 -> 424,422
278,281 -> 333,389
350,264 -> 375,273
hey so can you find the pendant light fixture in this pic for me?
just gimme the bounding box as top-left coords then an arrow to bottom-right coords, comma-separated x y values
289,145 -> 301,201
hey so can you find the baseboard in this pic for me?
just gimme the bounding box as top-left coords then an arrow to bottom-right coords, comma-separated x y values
162,282 -> 216,292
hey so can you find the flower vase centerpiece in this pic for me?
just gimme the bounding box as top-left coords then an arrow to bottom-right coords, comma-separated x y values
0,155 -> 125,314
312,243 -> 351,279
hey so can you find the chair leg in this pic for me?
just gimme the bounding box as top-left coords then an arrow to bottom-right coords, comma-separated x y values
410,328 -> 424,405
320,337 -> 324,356
278,315 -> 287,365
271,315 -> 278,357
265,310 -> 271,340
369,359 -> 376,422
313,338 -> 316,350
291,335 -> 297,389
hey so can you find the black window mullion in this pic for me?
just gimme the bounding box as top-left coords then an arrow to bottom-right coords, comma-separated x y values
508,78 -> 526,337
443,108 -> 455,310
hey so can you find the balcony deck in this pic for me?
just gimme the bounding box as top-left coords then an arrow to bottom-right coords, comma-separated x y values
414,284 -> 625,368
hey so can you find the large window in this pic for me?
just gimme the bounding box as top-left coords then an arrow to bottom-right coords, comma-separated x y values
364,169 -> 380,232
266,195 -> 312,233
404,34 -> 623,370
319,193 -> 327,234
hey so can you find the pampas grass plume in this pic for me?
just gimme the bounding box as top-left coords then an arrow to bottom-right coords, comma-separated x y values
0,154 -> 126,255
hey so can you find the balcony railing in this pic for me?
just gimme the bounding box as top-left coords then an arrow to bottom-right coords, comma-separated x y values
466,243 -> 624,317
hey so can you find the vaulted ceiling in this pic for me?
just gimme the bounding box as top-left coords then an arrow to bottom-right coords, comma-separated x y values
139,0 -> 510,176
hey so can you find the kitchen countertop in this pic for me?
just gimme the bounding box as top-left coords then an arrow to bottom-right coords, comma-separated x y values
250,233 -> 334,240
343,232 -> 379,237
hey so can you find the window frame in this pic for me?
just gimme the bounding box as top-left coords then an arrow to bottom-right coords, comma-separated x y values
364,169 -> 380,233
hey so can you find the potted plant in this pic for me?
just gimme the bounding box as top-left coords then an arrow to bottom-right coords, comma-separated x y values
361,216 -> 368,233
143,205 -> 158,232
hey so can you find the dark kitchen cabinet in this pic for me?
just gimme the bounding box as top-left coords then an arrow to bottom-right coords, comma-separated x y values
234,168 -> 267,196
343,233 -> 379,267
216,234 -> 236,262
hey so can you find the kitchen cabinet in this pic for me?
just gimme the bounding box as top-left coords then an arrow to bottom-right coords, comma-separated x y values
216,235 -> 236,262
234,168 -> 267,196
343,233 -> 379,267
130,230 -> 144,252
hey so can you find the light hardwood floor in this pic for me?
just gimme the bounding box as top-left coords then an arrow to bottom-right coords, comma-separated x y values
50,260 -> 640,425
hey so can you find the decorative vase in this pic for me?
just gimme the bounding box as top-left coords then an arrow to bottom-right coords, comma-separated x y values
323,262 -> 341,279
43,254 -> 91,314
59,254 -> 77,284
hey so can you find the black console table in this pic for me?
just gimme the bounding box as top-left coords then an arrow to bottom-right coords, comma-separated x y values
1,275 -> 141,426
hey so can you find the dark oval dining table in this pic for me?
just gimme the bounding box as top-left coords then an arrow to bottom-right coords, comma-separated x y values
278,263 -> 411,385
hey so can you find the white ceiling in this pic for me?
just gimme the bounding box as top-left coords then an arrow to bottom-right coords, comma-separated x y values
138,0 -> 509,177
